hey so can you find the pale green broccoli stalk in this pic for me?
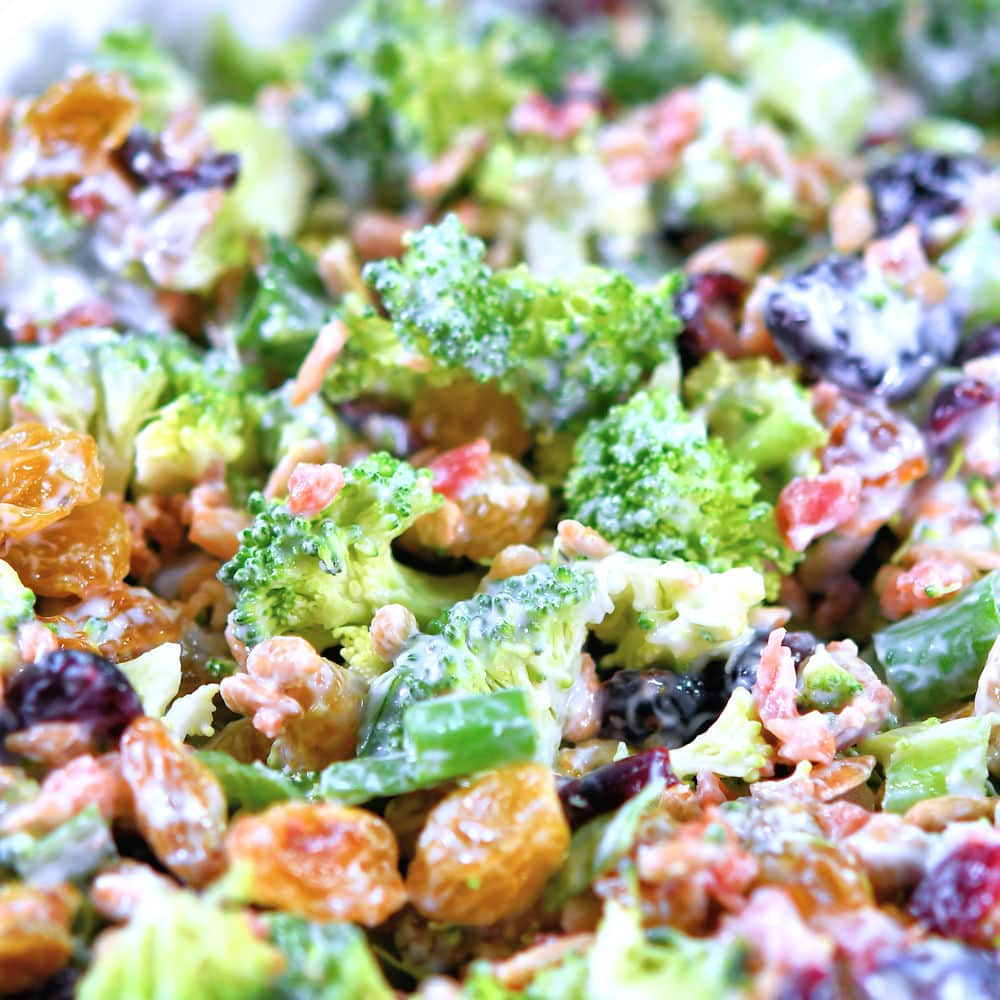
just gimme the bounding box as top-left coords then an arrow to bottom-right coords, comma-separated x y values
939,221 -> 1000,327
133,388 -> 247,493
670,687 -> 773,783
732,20 -> 875,154
861,715 -> 992,814
365,215 -> 682,432
358,562 -> 609,762
219,452 -> 478,649
237,235 -> 335,376
77,890 -> 281,1000
266,915 -> 393,1000
586,902 -> 749,1000
591,553 -> 765,670
206,17 -> 312,103
0,559 -> 34,633
117,642 -> 182,718
201,105 -> 314,241
94,27 -> 197,128
328,625 -> 389,679
683,352 -> 827,498
797,646 -> 863,712
564,389 -> 795,591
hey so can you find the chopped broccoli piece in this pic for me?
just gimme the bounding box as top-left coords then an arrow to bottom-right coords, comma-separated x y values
219,452 -> 478,649
266,914 -> 393,1000
939,221 -> 1000,328
733,20 -> 875,154
133,388 -> 247,493
683,352 -> 827,498
77,889 -> 280,1000
565,389 -> 794,590
365,215 -> 682,431
861,715 -> 992,814
0,559 -> 34,633
669,687 -> 773,783
206,17 -> 312,103
797,646 -> 864,712
117,642 -> 182,718
197,751 -> 312,811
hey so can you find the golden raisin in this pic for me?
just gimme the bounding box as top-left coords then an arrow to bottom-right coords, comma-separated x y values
45,582 -> 183,661
226,801 -> 406,926
119,717 -> 228,888
0,423 -> 102,539
412,381 -> 532,458
406,763 -> 570,926
0,884 -> 76,995
6,498 -> 130,598
25,71 -> 137,159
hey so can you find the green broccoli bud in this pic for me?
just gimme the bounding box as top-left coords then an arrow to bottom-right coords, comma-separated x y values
248,381 -> 349,471
683,351 -> 827,498
365,215 -> 682,431
266,914 -> 393,1000
796,646 -> 864,712
861,715 -> 992,814
565,389 -> 795,591
733,19 -> 875,155
328,624 -> 389,679
77,889 -> 281,1000
133,389 -> 247,494
219,452 -> 478,649
670,687 -> 773,783
939,221 -> 1000,328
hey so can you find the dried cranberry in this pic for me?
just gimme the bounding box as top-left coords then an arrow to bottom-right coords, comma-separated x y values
558,746 -> 677,827
927,378 -> 997,441
598,669 -> 711,747
866,150 -> 989,239
909,841 -> 1000,946
777,966 -> 845,1000
675,272 -> 749,366
956,324 -> 1000,364
855,938 -> 1000,1000
3,649 -> 142,746
115,128 -> 240,197
763,254 -> 959,401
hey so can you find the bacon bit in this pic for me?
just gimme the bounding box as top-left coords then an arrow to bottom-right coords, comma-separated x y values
67,183 -> 107,221
317,238 -> 369,301
350,211 -> 421,262
820,800 -> 873,840
563,654 -> 602,744
263,439 -> 330,502
556,519 -> 616,560
485,544 -> 544,583
286,462 -> 345,517
695,770 -> 731,808
905,795 -> 998,833
411,129 -> 488,201
489,933 -> 594,990
602,87 -> 701,185
5,721 -> 95,768
509,92 -> 599,141
9,298 -> 117,346
290,318 -> 350,406
685,235 -> 770,282
829,181 -> 876,254
428,438 -> 491,500
754,629 -> 836,765
369,604 -> 418,663
809,756 -> 876,803
16,620 -> 59,664
0,753 -> 129,835
876,555 -> 973,620
776,468 -> 862,551
91,860 -> 178,923
183,480 -> 251,561
863,223 -> 929,293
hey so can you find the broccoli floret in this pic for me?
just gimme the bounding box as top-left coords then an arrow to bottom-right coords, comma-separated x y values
358,561 -> 607,762
133,388 -> 247,494
0,559 -> 34,672
358,552 -> 764,764
0,329 -> 229,495
365,215 -> 682,431
670,687 -> 773,783
247,381 -> 349,471
683,351 -> 827,498
565,389 -> 795,590
219,452 -> 478,649
797,646 -> 864,712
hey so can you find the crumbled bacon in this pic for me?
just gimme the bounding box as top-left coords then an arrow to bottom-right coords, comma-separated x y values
428,438 -> 491,500
877,554 -> 974,620
286,462 -> 346,518
776,468 -> 862,551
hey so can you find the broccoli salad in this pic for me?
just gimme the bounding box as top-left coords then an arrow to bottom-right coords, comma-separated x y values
1,1 -> 1000,997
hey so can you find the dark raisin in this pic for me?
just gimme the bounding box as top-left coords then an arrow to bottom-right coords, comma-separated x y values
855,938 -> 1000,1000
115,127 -> 240,197
598,669 -> 711,747
866,150 -> 989,238
763,254 -> 959,401
3,649 -> 142,746
558,746 -> 677,827
777,966 -> 845,1000
909,841 -> 1000,946
675,272 -> 749,367
926,378 -> 997,441
956,324 -> 1000,364
6,966 -> 81,1000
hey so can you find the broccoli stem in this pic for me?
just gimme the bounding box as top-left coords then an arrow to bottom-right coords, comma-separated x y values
873,571 -> 1000,717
